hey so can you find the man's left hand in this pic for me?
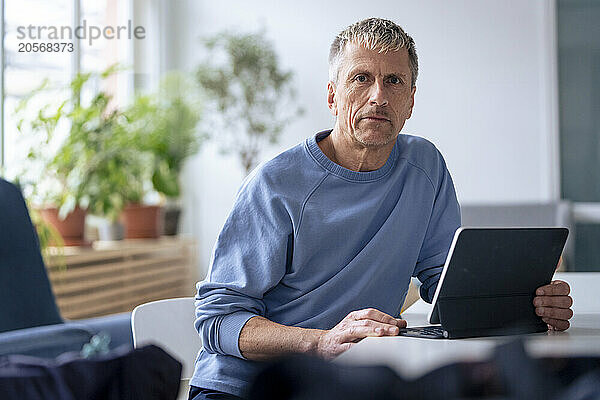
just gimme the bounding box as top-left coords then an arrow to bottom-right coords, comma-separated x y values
533,280 -> 573,331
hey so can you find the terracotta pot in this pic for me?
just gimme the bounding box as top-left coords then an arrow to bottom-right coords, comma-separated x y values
121,204 -> 163,239
39,206 -> 87,246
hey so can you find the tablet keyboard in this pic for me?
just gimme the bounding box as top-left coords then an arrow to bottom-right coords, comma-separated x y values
398,326 -> 448,339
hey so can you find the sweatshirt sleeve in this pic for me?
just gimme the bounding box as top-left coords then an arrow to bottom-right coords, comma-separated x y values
412,150 -> 461,303
194,171 -> 292,359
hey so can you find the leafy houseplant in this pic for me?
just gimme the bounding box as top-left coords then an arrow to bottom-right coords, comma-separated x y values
15,65 -> 155,241
125,73 -> 204,235
83,120 -> 155,239
15,67 -> 119,244
196,30 -> 303,175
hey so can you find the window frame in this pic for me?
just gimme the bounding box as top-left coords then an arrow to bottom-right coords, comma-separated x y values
0,0 -> 82,169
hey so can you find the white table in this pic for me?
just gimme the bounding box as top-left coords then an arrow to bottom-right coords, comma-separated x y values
336,312 -> 600,379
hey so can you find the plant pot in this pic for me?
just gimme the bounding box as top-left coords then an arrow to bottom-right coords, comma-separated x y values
121,204 -> 163,239
97,220 -> 125,241
163,207 -> 181,236
39,206 -> 87,246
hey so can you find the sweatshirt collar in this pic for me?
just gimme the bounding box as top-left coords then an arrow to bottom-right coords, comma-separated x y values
306,129 -> 399,182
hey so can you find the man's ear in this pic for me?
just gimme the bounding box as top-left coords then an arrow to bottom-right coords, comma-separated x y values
406,86 -> 416,120
327,81 -> 337,116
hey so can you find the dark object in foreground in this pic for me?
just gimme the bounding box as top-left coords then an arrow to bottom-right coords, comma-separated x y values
0,344 -> 182,400
0,178 -> 133,358
248,340 -> 600,400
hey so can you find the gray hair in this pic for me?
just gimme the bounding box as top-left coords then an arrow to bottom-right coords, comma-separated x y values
328,18 -> 418,87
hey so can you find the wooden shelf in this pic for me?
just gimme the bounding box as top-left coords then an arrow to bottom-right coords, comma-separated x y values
45,237 -> 198,320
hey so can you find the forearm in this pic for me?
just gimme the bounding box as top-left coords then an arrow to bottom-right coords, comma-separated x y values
238,316 -> 324,361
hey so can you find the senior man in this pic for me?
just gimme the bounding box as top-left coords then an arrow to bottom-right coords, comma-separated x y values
189,18 -> 573,400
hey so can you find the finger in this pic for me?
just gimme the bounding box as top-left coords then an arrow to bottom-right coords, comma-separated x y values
395,319 -> 408,328
536,280 -> 570,296
535,306 -> 573,321
533,295 -> 573,309
542,317 -> 570,331
339,323 -> 399,342
350,308 -> 399,325
338,326 -> 378,342
356,319 -> 402,331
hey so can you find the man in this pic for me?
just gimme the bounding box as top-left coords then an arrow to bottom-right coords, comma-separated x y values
189,18 -> 573,400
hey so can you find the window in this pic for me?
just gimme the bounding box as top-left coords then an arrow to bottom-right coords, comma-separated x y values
80,0 -> 133,108
2,0 -> 74,178
0,0 -> 134,178
557,0 -> 600,270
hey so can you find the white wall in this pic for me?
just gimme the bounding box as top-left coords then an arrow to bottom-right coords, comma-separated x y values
161,0 -> 560,279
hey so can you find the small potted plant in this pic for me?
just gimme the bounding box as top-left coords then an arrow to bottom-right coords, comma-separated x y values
77,96 -> 160,240
82,120 -> 157,239
14,67 -> 122,245
14,65 -> 162,241
125,73 -> 204,235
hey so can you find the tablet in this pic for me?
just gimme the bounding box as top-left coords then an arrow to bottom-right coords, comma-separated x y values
423,227 -> 568,339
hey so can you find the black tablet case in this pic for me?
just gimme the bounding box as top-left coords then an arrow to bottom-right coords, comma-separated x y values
429,228 -> 569,339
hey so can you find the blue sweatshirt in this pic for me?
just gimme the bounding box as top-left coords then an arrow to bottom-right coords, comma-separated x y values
191,130 -> 461,396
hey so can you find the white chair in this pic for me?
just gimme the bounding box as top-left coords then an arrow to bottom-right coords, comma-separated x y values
131,297 -> 202,399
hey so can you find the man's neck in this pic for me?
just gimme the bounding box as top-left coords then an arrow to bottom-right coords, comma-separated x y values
317,127 -> 397,172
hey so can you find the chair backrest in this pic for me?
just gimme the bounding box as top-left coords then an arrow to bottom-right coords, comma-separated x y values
131,297 -> 201,379
0,179 -> 63,333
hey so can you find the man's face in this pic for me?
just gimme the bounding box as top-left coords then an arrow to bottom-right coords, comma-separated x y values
328,42 -> 416,147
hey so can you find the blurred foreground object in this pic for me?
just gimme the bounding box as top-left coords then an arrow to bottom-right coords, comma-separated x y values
0,178 -> 132,358
249,340 -> 600,400
0,344 -> 181,400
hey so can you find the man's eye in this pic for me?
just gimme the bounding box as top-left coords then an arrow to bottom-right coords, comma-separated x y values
355,75 -> 367,83
388,76 -> 401,84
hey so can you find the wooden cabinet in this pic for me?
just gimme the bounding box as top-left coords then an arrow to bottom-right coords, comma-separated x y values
45,237 -> 198,320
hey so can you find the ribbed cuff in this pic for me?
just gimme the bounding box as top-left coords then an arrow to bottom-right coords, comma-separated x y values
218,311 -> 257,359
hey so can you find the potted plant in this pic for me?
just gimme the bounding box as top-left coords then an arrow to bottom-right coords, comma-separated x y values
78,92 -> 160,240
125,73 -> 204,235
14,67 -> 121,245
15,65 -> 161,241
196,30 -> 303,175
83,120 -> 157,239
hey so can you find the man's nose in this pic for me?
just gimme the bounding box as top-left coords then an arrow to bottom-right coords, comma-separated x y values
368,79 -> 388,106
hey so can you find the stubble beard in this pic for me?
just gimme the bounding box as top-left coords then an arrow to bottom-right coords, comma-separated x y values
352,124 -> 398,148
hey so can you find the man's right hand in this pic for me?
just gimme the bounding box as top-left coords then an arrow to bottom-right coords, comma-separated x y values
316,308 -> 406,360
